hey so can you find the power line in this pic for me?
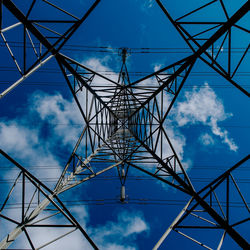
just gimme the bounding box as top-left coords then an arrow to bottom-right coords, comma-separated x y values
1,67 -> 250,75
0,42 -> 249,54
1,198 -> 249,208
1,176 -> 249,184
0,164 -> 249,170
0,81 -> 249,89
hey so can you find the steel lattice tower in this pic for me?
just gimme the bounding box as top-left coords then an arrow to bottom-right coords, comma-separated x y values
0,0 -> 249,249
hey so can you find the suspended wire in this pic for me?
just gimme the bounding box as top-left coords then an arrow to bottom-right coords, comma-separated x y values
0,67 -> 250,75
0,176 -> 249,184
0,41 -> 248,54
0,164 -> 249,170
0,70 -> 249,89
1,198 -> 249,208
0,119 -> 247,129
0,83 -> 248,90
0,81 -> 249,88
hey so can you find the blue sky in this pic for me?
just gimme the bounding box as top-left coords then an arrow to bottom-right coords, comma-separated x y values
0,0 -> 249,249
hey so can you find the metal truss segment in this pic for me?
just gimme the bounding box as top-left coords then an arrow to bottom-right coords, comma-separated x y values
156,156 -> 250,249
1,0 -> 101,98
0,150 -> 98,250
156,0 -> 250,95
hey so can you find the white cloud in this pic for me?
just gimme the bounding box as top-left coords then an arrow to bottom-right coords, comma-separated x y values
91,210 -> 149,249
199,133 -> 215,146
31,91 -> 83,147
0,91 -> 85,195
83,57 -> 118,81
175,83 -> 228,125
70,205 -> 89,228
81,56 -> 119,86
138,0 -> 154,10
175,83 -> 238,151
0,122 -> 38,154
153,64 -> 162,72
0,120 -> 61,182
165,126 -> 186,160
210,118 -> 238,151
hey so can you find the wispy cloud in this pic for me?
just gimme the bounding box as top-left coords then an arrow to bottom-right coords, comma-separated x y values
0,120 -> 61,181
174,82 -> 238,151
139,0 -> 154,11
199,133 -> 215,146
31,91 -> 82,147
91,210 -> 149,249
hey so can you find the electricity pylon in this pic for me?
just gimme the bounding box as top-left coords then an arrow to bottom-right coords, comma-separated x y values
0,0 -> 249,249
